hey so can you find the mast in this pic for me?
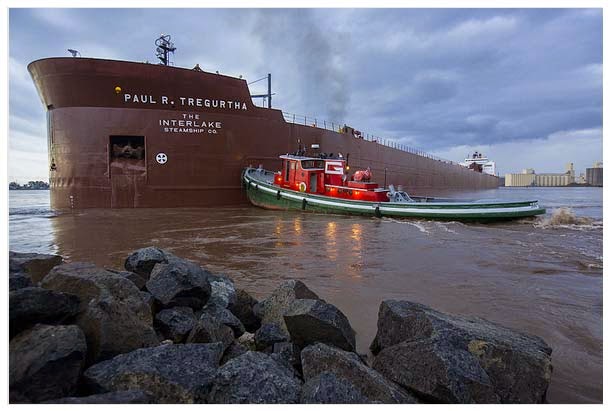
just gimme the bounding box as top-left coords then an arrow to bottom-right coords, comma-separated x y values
155,34 -> 176,66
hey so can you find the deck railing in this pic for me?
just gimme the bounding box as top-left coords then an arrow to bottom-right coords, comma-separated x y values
281,111 -> 459,166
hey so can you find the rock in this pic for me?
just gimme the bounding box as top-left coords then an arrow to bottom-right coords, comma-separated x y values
284,299 -> 356,352
229,288 -> 261,332
253,280 -> 320,336
186,310 -> 235,350
202,303 -> 245,338
237,332 -> 256,351
9,390 -> 31,403
301,372 -> 371,404
207,351 -> 302,403
374,337 -> 500,403
107,268 -> 147,290
124,246 -> 169,279
140,291 -> 156,315
146,258 -> 212,309
271,342 -> 302,376
9,272 -> 32,291
208,274 -> 237,308
9,287 -> 80,338
9,251 -> 63,284
9,324 -> 87,403
154,307 -> 196,343
83,343 -> 224,403
221,342 -> 248,365
254,323 -> 288,351
45,390 -> 153,404
41,262 -> 158,363
370,300 -> 553,403
301,343 -> 415,404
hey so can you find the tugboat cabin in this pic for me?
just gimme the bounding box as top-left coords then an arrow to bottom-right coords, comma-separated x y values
274,155 -> 388,202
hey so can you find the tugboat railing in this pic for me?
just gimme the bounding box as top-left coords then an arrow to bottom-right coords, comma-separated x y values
281,111 -> 460,167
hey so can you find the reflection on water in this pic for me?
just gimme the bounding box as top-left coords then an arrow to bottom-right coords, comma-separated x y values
348,224 -> 363,280
8,188 -> 603,404
326,221 -> 338,262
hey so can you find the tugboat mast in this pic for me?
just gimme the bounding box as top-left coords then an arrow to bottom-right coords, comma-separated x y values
155,34 -> 176,66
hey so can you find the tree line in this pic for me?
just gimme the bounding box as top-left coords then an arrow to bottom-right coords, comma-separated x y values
9,181 -> 50,190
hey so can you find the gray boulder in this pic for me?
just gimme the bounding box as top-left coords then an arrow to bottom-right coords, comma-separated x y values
186,310 -> 235,350
9,324 -> 87,403
106,268 -> 147,290
301,372 -> 371,404
9,272 -> 32,291
154,307 -> 196,343
301,343 -> 415,404
229,288 -> 261,332
9,251 -> 63,284
373,337 -> 499,403
255,323 -> 288,351
236,331 -> 256,351
124,246 -> 169,278
208,274 -> 237,308
45,390 -> 153,404
284,299 -> 356,352
41,262 -> 158,363
221,342 -> 249,365
371,300 -> 553,403
253,280 -> 320,336
146,258 -> 212,309
207,351 -> 302,403
202,303 -> 245,338
140,291 -> 156,315
9,287 -> 80,338
83,343 -> 224,403
271,342 -> 302,376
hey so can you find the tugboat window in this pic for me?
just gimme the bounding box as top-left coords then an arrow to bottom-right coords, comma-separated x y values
301,160 -> 324,169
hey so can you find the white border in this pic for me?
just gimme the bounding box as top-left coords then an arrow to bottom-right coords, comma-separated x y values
2,1 -> 608,410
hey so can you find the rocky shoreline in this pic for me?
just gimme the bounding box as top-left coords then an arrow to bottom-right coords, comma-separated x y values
9,247 -> 553,404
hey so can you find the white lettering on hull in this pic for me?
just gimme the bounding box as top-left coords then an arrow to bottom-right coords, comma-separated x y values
158,113 -> 223,134
126,93 -> 248,110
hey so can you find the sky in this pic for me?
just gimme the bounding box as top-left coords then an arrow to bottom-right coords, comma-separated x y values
8,8 -> 603,182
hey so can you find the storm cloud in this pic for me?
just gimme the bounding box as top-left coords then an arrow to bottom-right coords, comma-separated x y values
8,8 -> 602,181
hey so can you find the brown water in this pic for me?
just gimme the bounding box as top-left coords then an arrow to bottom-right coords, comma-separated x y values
9,188 -> 603,403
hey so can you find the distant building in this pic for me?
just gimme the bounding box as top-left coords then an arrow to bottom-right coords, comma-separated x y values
586,162 -> 603,186
505,163 -> 575,187
505,171 -> 535,187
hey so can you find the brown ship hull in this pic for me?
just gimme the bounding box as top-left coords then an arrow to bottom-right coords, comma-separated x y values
28,57 -> 498,209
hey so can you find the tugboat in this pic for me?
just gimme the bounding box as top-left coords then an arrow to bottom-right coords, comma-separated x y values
242,152 -> 546,221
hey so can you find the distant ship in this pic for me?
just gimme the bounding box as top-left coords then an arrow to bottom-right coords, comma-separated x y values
27,35 -> 498,209
460,151 -> 497,176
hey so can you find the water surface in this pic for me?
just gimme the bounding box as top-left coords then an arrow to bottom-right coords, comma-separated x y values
9,187 -> 603,403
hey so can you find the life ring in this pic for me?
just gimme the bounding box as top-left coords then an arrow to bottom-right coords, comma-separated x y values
299,182 -> 307,192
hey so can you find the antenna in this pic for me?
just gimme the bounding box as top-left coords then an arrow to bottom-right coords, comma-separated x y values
67,49 -> 81,57
155,34 -> 176,66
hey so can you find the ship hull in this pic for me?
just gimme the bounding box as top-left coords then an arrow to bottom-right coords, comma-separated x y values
28,57 -> 499,209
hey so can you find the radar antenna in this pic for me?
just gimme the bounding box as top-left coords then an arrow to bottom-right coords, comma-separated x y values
155,34 -> 176,66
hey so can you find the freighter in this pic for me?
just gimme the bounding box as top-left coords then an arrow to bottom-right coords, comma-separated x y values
27,36 -> 498,209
